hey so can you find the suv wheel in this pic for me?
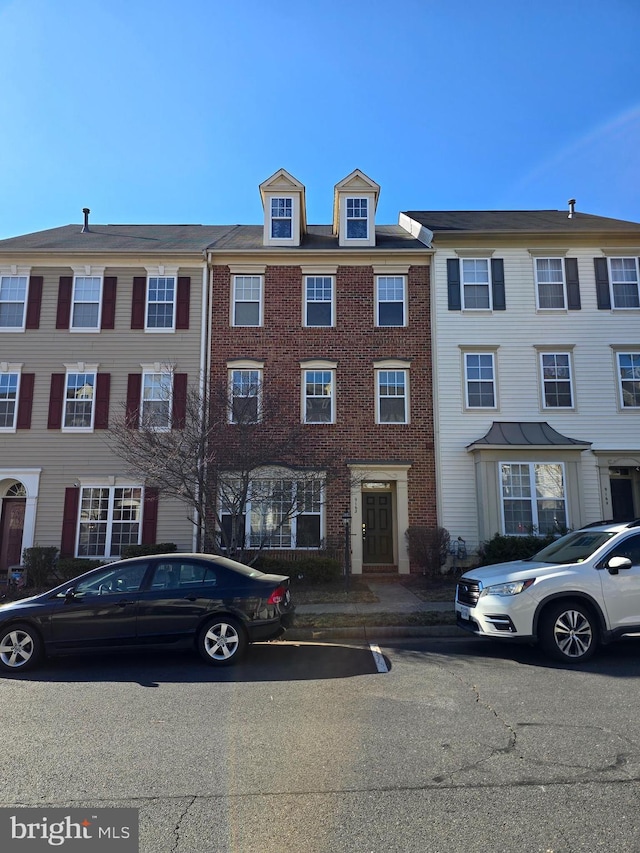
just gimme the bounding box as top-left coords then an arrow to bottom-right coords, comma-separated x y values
539,601 -> 598,663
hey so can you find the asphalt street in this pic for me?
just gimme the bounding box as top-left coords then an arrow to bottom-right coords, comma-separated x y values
2,635 -> 640,852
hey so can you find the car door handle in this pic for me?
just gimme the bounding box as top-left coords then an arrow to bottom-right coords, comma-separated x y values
182,595 -> 197,602
116,599 -> 135,607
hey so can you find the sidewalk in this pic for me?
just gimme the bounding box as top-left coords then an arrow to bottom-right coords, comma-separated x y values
287,580 -> 462,641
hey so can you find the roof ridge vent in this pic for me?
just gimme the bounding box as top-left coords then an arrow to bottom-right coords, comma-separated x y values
82,208 -> 91,233
567,198 -> 576,219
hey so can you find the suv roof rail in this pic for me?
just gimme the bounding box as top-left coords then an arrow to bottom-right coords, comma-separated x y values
626,518 -> 640,528
580,520 -> 615,528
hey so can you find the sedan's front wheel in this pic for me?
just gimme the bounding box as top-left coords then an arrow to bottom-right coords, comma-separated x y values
539,601 -> 598,663
0,623 -> 42,673
197,617 -> 247,666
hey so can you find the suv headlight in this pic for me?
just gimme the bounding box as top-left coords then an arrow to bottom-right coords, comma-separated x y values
480,579 -> 535,597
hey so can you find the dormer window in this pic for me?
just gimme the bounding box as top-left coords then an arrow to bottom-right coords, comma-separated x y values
271,198 -> 293,239
346,198 -> 368,239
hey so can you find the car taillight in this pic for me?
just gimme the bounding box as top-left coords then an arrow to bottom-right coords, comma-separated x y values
267,585 -> 285,605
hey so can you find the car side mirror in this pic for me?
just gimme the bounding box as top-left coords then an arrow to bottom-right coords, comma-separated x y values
606,556 -> 633,575
64,587 -> 76,600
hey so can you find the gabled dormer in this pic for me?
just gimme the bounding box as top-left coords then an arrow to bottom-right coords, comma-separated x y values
333,170 -> 380,248
259,169 -> 307,247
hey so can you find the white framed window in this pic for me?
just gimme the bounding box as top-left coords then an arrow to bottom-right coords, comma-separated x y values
141,370 -> 173,429
617,352 -> 640,408
0,372 -> 19,430
462,259 -> 491,309
229,368 -> 262,423
609,258 -> 640,309
77,485 -> 143,558
376,276 -> 406,326
540,352 -> 573,408
233,275 -> 263,327
63,371 -> 96,430
0,276 -> 28,330
346,198 -> 368,239
221,476 -> 324,550
377,369 -> 408,424
500,462 -> 567,535
465,352 -> 496,408
305,276 -> 334,327
71,276 -> 102,329
304,369 -> 335,423
146,276 -> 176,330
535,258 -> 566,309
270,197 -> 293,239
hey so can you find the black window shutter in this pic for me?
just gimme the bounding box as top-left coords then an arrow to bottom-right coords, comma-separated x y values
447,259 -> 461,310
131,277 -> 146,329
25,276 -> 43,329
101,277 -> 117,329
594,258 -> 611,309
564,258 -> 581,310
60,487 -> 80,558
56,276 -> 73,329
176,277 -> 191,329
142,488 -> 159,544
171,373 -> 188,429
94,373 -> 111,429
16,373 -> 35,429
126,374 -> 142,428
47,373 -> 65,429
491,259 -> 506,310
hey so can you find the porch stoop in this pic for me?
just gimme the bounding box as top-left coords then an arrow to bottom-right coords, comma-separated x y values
362,564 -> 398,575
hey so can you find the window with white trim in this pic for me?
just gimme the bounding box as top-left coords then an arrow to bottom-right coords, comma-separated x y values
71,276 -> 102,329
609,258 -> 640,308
535,258 -> 566,309
304,369 -> 334,423
462,259 -> 491,309
77,486 -> 142,557
233,275 -> 263,326
230,368 -> 261,423
0,276 -> 28,329
0,372 -> 19,429
376,276 -> 406,326
146,276 -> 176,329
465,352 -> 496,408
63,371 -> 96,429
141,371 -> 173,429
501,462 -> 567,535
346,198 -> 368,239
220,476 -> 324,550
541,352 -> 573,408
377,370 -> 408,423
305,276 -> 334,327
617,352 -> 640,408
270,197 -> 293,239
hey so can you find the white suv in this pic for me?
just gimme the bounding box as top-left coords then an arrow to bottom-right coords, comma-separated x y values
455,521 -> 640,663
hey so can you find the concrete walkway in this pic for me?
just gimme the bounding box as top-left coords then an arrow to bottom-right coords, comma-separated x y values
294,580 -> 455,615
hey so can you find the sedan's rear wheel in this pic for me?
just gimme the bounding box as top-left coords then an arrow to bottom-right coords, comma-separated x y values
197,617 -> 247,666
539,601 -> 598,663
0,623 -> 42,673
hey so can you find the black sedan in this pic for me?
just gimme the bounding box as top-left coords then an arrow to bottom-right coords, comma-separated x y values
0,553 -> 294,673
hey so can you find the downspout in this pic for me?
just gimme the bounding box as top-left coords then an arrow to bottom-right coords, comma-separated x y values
194,257 -> 210,552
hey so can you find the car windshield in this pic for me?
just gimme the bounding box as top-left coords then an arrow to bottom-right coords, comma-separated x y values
525,530 -> 617,564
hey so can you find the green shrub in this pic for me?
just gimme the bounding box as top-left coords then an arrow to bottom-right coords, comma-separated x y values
54,557 -> 105,582
254,554 -> 342,585
22,547 -> 58,587
478,532 -> 557,566
121,543 -> 177,558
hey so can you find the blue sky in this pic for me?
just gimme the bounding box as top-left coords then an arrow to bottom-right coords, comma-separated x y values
0,0 -> 638,238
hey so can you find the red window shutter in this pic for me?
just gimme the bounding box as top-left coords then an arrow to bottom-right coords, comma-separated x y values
131,276 -> 146,329
60,487 -> 80,558
172,373 -> 188,429
142,487 -> 159,544
176,276 -> 191,329
25,276 -> 43,329
126,373 -> 142,428
101,276 -> 117,329
56,276 -> 73,329
16,373 -> 35,429
48,373 -> 65,429
94,373 -> 111,429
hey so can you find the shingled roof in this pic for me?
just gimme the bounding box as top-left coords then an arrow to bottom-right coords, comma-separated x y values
403,210 -> 640,234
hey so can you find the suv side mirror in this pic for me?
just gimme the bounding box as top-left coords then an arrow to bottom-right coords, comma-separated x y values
606,556 -> 633,575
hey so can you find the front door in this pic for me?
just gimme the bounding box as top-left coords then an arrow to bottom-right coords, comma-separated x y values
611,478 -> 635,522
362,493 -> 393,564
0,498 -> 26,573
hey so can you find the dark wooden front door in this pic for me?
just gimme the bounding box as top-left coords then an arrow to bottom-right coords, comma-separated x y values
611,478 -> 635,522
363,493 -> 393,564
0,499 -> 26,572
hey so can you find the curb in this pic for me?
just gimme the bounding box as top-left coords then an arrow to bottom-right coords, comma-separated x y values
285,625 -> 465,641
